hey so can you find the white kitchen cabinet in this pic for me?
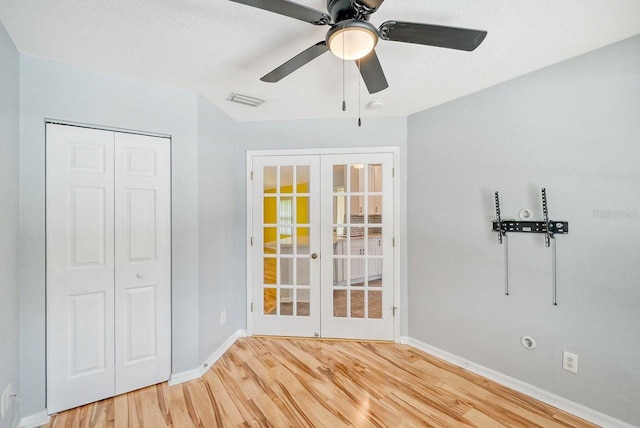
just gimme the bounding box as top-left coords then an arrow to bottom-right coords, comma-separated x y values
368,164 -> 383,215
349,164 -> 382,216
367,237 -> 382,280
333,237 -> 382,286
350,238 -> 365,284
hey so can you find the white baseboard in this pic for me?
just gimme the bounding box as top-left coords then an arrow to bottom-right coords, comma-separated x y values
404,336 -> 634,428
168,329 -> 245,386
19,410 -> 50,428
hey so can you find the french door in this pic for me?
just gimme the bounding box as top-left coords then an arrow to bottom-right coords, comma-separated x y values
46,124 -> 171,413
251,152 -> 395,340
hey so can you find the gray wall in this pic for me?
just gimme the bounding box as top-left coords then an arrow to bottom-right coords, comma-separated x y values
19,56 -> 201,415
197,95 -> 242,361
235,117 -> 409,335
407,35 -> 640,425
0,20 -> 20,428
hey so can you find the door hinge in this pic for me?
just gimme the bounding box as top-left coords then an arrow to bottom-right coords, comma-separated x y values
393,306 -> 398,316
392,168 -> 395,178
251,302 -> 254,312
392,237 -> 396,247
250,237 -> 253,246
250,171 -> 253,180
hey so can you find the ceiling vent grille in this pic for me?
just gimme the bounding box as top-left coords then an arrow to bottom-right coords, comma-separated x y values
226,93 -> 265,107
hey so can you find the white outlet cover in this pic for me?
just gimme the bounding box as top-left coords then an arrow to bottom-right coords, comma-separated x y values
563,351 -> 579,374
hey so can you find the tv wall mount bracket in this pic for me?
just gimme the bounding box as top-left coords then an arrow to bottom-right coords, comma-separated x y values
493,189 -> 568,244
492,188 -> 569,305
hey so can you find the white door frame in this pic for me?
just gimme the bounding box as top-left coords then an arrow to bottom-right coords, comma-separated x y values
245,146 -> 401,342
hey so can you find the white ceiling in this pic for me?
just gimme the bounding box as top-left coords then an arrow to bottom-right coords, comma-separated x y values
1,0 -> 639,122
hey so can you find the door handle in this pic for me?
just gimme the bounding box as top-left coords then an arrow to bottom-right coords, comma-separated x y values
137,272 -> 145,279
311,253 -> 318,259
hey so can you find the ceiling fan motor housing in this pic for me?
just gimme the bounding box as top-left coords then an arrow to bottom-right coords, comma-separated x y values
327,0 -> 370,23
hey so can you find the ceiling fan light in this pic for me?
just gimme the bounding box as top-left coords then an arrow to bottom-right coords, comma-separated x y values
327,21 -> 378,60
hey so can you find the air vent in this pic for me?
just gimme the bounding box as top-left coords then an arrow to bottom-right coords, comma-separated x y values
226,93 -> 265,107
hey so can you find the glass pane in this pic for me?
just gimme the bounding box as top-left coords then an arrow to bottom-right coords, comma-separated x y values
369,262 -> 382,287
351,290 -> 364,318
350,165 -> 365,192
333,195 -> 347,225
280,197 -> 293,225
333,256 -> 346,286
367,164 -> 376,193
350,237 -> 364,254
280,258 -> 293,285
369,213 -> 382,226
296,227 -> 310,255
297,258 -> 309,286
333,165 -> 347,191
297,196 -> 309,224
350,258 -> 364,286
372,164 -> 382,192
263,227 -> 277,254
368,291 -> 382,319
263,288 -> 276,315
333,289 -> 347,318
333,228 -> 345,255
368,195 -> 381,216
280,231 -> 293,254
264,166 -> 277,194
350,196 -> 364,217
280,166 -> 293,191
264,258 -> 276,285
264,197 -> 277,224
297,289 -> 310,317
297,166 -> 309,193
280,288 -> 293,316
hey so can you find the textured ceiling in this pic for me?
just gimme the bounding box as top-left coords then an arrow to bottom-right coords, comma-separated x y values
1,0 -> 640,122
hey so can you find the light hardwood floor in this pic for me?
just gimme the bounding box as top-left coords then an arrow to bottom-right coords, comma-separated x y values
43,337 -> 596,427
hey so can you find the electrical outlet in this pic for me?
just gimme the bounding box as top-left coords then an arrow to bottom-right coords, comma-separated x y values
220,310 -> 226,325
1,383 -> 12,419
563,351 -> 578,374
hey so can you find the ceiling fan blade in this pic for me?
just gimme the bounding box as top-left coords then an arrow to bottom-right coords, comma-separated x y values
229,0 -> 331,25
356,49 -> 388,94
261,41 -> 329,83
379,21 -> 487,51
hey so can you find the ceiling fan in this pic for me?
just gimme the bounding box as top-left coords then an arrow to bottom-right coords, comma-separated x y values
229,0 -> 488,94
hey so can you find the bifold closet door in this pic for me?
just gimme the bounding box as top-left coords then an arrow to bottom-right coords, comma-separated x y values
114,132 -> 171,394
47,125 -> 117,413
47,124 -> 171,413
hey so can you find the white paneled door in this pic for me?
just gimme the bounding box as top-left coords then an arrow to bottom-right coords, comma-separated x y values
252,156 -> 322,337
46,124 -> 171,413
251,152 -> 395,340
320,154 -> 394,340
114,133 -> 171,395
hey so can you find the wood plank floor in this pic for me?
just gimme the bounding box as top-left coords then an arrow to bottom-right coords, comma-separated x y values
43,337 -> 597,427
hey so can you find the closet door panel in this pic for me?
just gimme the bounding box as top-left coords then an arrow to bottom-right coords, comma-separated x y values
114,133 -> 171,394
46,124 -> 116,413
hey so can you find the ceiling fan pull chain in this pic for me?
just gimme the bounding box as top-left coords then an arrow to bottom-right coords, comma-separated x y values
342,35 -> 346,112
358,59 -> 362,127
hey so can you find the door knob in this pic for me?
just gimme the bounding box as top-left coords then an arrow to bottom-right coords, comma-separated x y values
311,253 -> 318,259
136,272 -> 144,278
